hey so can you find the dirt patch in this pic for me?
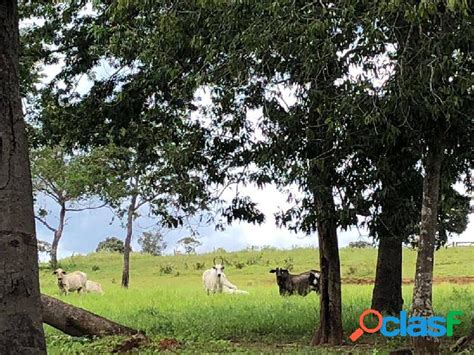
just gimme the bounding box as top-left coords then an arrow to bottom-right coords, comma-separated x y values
343,276 -> 474,285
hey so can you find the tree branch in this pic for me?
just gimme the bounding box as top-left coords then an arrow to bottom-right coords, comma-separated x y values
135,195 -> 157,210
35,216 -> 56,232
66,202 -> 107,212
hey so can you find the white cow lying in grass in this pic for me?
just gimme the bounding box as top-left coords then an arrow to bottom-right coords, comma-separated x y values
85,280 -> 104,294
202,258 -> 249,295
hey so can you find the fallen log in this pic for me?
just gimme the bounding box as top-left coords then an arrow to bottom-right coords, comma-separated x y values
41,294 -> 145,339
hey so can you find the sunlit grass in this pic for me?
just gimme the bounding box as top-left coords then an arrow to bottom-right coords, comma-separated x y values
40,246 -> 474,353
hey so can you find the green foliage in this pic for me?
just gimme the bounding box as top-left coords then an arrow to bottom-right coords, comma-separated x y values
234,261 -> 245,269
159,264 -> 174,275
20,1 -> 266,234
37,240 -> 51,253
138,231 -> 167,256
96,237 -> 125,254
31,146 -> 106,202
192,262 -> 206,271
245,253 -> 263,266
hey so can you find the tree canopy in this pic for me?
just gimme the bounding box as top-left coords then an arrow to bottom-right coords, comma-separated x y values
18,0 -> 473,350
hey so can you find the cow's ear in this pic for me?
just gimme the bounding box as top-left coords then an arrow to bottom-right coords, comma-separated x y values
212,266 -> 216,270
221,266 -> 225,270
269,269 -> 276,273
52,271 -> 57,275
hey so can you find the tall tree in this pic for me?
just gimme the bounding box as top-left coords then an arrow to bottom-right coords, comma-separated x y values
357,1 -> 472,351
88,143 -> 212,288
367,134 -> 469,314
31,146 -> 106,268
0,0 -> 46,352
177,236 -> 201,255
190,2 -> 365,345
369,139 -> 421,315
138,231 -> 167,256
20,2 -> 264,289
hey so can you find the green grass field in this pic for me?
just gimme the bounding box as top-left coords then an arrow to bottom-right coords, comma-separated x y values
40,246 -> 474,354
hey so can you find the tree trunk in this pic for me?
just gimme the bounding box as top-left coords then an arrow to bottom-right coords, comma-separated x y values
411,143 -> 443,354
41,294 -> 144,338
50,202 -> 66,269
121,193 -> 137,288
372,235 -> 403,314
312,189 -> 343,346
0,1 -> 47,353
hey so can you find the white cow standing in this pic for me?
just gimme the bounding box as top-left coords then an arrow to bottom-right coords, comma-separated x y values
202,258 -> 249,295
53,268 -> 87,295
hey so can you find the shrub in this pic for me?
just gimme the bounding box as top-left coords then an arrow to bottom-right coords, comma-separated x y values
159,264 -> 174,275
96,237 -> 125,253
246,253 -> 263,265
92,265 -> 100,272
193,262 -> 206,270
347,266 -> 357,276
348,241 -> 372,248
234,261 -> 246,269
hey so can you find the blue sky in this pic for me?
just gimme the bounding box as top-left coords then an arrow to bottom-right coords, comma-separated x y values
35,184 -> 339,260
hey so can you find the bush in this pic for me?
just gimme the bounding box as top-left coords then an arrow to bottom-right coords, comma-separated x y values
159,264 -> 174,275
246,253 -> 263,265
348,241 -> 372,248
234,261 -> 246,269
96,237 -> 125,253
193,262 -> 206,270
92,265 -> 100,272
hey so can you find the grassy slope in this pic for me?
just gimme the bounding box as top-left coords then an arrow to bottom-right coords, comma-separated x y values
41,247 -> 474,354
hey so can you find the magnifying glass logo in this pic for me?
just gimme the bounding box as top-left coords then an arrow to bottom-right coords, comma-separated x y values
349,309 -> 383,342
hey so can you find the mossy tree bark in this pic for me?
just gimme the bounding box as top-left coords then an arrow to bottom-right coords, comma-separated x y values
411,143 -> 443,354
312,187 -> 343,346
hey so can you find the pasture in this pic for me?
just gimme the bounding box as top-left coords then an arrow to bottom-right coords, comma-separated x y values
41,246 -> 474,353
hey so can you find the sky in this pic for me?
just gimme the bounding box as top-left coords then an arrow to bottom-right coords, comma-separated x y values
30,13 -> 472,261
36,180 -> 473,261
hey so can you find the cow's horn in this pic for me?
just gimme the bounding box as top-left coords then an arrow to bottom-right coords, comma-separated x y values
213,257 -> 217,265
220,256 -> 224,265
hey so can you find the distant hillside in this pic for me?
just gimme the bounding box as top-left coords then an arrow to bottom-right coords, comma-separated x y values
40,246 -> 474,291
